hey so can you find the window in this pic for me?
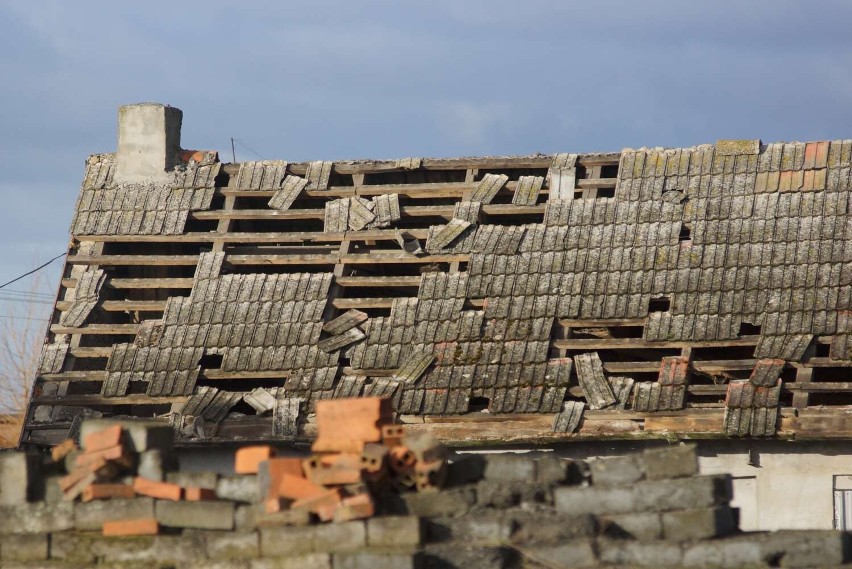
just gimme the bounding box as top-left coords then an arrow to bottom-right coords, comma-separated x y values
834,475 -> 852,530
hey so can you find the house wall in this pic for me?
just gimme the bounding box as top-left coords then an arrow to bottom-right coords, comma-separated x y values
176,438 -> 852,531
545,439 -> 852,531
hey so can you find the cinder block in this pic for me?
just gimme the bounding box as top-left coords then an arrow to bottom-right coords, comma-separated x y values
250,553 -> 331,569
81,419 -> 173,453
510,512 -> 598,545
598,539 -> 684,566
50,532 -> 98,563
682,537 -> 763,567
601,512 -> 663,542
535,456 -> 584,485
75,497 -> 155,531
402,486 -> 475,518
367,515 -> 422,547
260,521 -> 366,557
554,485 -> 638,515
0,452 -> 41,504
138,449 -> 166,481
515,539 -> 597,568
93,533 -> 207,564
218,475 -> 260,503
0,502 -> 74,534
445,455 -> 485,486
482,454 -> 536,482
661,506 -> 736,541
235,503 -> 262,530
43,474 -> 64,503
166,470 -> 219,489
426,515 -> 512,544
156,500 -> 235,530
761,530 -> 852,568
643,444 -> 699,480
477,480 -> 552,508
206,531 -> 259,560
333,551 -> 420,569
590,454 -> 645,487
634,475 -> 733,513
421,544 -> 515,569
0,532 -> 48,561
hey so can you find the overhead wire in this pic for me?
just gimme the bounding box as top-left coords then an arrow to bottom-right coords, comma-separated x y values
0,252 -> 66,291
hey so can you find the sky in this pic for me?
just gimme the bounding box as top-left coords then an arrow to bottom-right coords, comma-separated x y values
2,0 -> 852,328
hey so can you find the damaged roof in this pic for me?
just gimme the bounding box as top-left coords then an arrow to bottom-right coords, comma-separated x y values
21,113 -> 852,446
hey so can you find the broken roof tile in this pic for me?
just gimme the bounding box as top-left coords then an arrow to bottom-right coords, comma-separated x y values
268,175 -> 309,211
552,401 -> 585,433
305,160 -> 333,191
512,175 -> 545,206
425,218 -> 473,253
573,352 -> 617,410
470,173 -> 509,203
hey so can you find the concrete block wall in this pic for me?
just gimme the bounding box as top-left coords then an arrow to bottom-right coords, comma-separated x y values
0,445 -> 851,568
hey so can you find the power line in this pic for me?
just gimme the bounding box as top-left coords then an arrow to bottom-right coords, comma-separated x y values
0,252 -> 65,291
0,314 -> 50,323
232,138 -> 265,160
0,288 -> 54,299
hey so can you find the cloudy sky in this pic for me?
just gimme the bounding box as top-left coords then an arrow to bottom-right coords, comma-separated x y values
2,0 -> 852,326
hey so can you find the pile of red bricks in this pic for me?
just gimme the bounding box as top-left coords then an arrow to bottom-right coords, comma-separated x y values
50,422 -> 212,536
240,396 -> 448,523
45,396 -> 449,535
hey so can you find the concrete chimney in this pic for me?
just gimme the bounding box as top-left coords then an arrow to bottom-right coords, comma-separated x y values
114,103 -> 182,182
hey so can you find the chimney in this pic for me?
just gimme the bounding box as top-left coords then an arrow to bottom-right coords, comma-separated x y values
114,103 -> 183,182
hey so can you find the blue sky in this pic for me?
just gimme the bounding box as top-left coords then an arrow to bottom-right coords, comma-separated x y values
2,0 -> 852,325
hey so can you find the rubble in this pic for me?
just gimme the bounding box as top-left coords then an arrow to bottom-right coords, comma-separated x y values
0,396 -> 849,567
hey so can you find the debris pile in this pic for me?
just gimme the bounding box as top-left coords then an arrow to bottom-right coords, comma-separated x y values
247,396 -> 449,523
0,397 -> 850,567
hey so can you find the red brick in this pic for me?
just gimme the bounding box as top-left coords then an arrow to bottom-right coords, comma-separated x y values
361,443 -> 388,473
51,440 -> 78,463
333,493 -> 374,522
184,487 -> 217,501
277,473 -> 326,501
82,483 -> 135,502
59,456 -> 109,492
381,425 -> 405,447
133,477 -> 182,501
264,458 -> 305,499
389,446 -> 416,473
292,488 -> 341,521
312,397 -> 393,453
103,518 -> 159,536
83,424 -> 123,453
235,445 -> 275,474
75,444 -> 128,468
